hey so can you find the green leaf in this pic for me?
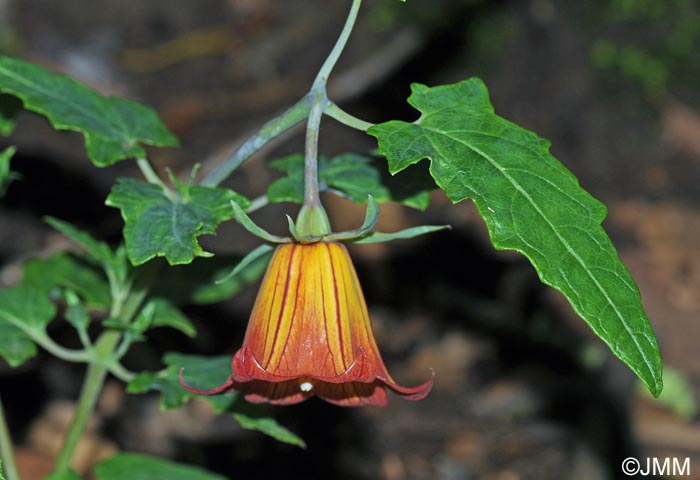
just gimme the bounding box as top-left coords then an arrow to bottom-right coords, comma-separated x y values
216,244 -> 274,285
43,469 -> 81,480
0,56 -> 178,166
127,352 -> 236,411
0,145 -> 19,197
147,298 -> 196,337
267,153 -> 433,210
0,284 -> 56,366
45,216 -> 114,265
64,290 -> 91,331
23,253 -> 111,308
95,453 -> 226,480
0,93 -> 21,136
0,460 -> 6,480
106,178 -> 250,266
231,400 -> 306,448
352,224 -> 451,244
368,78 -> 663,396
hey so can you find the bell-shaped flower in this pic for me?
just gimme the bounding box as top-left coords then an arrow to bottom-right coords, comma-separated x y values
181,241 -> 433,406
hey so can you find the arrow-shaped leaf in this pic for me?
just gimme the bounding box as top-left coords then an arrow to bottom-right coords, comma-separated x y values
368,78 -> 662,396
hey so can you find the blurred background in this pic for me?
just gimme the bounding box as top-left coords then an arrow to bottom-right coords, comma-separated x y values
1,0 -> 699,478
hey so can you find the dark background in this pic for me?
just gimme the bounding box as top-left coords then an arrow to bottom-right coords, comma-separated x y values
1,1 -> 699,479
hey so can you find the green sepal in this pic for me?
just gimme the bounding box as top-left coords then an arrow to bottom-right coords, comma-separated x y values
325,195 -> 379,241
217,244 -> 274,285
352,224 -> 451,244
230,200 -> 291,243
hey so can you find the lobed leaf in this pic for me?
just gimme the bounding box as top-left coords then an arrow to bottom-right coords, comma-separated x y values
0,56 -> 178,166
106,178 -> 249,266
95,453 -> 226,480
267,153 -> 433,209
368,78 -> 663,396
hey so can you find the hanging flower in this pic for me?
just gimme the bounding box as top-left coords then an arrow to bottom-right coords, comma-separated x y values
181,241 -> 433,406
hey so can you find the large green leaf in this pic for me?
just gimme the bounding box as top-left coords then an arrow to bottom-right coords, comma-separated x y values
0,56 -> 178,166
267,153 -> 433,209
368,78 -> 663,396
106,178 -> 249,266
95,453 -> 226,480
0,284 -> 56,366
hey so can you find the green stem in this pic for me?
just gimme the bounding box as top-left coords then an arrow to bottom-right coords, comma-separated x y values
136,158 -> 177,202
51,332 -> 119,474
312,0 -> 363,90
0,396 -> 21,480
303,91 -> 327,207
325,102 -> 374,131
200,97 -> 312,187
22,330 -> 88,363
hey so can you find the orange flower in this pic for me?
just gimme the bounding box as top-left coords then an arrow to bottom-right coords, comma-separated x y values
181,241 -> 433,406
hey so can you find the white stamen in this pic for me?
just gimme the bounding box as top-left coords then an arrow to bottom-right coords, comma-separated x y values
300,381 -> 313,392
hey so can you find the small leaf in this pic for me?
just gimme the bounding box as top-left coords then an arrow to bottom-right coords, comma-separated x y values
127,352 -> 236,411
0,459 -> 5,480
95,453 -> 226,480
0,284 -> 56,366
353,224 -> 451,244
0,56 -> 178,166
147,298 -> 196,337
64,290 -> 91,331
369,78 -> 663,396
45,217 -> 114,265
0,146 -> 19,197
231,400 -> 306,448
106,178 -> 249,266
0,93 -> 21,136
23,253 -> 111,308
267,153 -> 433,209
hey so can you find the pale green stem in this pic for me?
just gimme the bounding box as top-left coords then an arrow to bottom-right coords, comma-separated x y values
23,330 -> 88,363
136,158 -> 178,202
200,97 -> 312,187
245,194 -> 269,214
312,0 -> 363,90
51,332 -> 120,475
325,102 -> 374,131
303,90 -> 327,208
0,396 -> 21,480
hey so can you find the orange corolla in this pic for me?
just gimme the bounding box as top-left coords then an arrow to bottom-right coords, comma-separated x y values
181,241 -> 433,406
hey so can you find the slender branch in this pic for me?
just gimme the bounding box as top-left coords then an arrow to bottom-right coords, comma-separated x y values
0,396 -> 21,480
51,331 -> 121,475
312,0 -> 363,89
200,96 -> 311,187
325,102 -> 374,131
245,194 -> 269,214
28,331 -> 89,363
107,361 -> 136,383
